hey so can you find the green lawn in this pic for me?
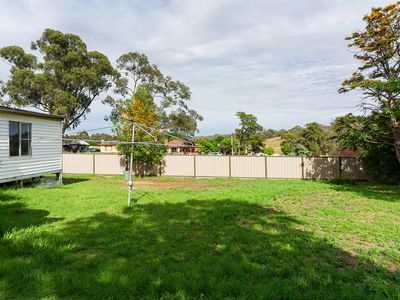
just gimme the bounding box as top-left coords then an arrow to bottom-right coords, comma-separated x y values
0,176 -> 399,299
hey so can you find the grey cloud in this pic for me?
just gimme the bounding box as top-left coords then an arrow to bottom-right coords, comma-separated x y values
0,0 -> 394,134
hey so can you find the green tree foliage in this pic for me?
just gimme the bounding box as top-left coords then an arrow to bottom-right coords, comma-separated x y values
258,129 -> 282,140
339,2 -> 400,165
106,52 -> 202,174
106,52 -> 203,137
262,146 -> 275,156
333,113 -> 400,182
280,126 -> 303,155
198,135 -> 238,155
332,114 -> 364,151
64,130 -> 90,140
235,112 -> 264,153
302,122 -> 333,155
112,86 -> 166,176
290,143 -> 312,157
280,143 -> 291,156
0,29 -> 117,133
219,136 -> 238,155
63,131 -> 115,147
198,139 -> 218,154
91,133 -> 114,141
280,123 -> 334,156
64,131 -> 114,142
359,144 -> 399,183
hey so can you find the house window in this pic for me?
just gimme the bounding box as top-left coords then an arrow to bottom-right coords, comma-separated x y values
9,121 -> 32,157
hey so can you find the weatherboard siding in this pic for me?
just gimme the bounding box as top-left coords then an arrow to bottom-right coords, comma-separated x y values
0,112 -> 62,183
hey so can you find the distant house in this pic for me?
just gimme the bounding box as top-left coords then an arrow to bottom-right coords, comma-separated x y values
337,149 -> 359,158
165,139 -> 196,154
63,140 -> 90,153
98,141 -> 118,153
0,106 -> 63,183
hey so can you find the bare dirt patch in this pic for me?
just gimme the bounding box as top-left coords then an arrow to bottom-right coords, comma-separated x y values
74,247 -> 103,259
385,193 -> 400,198
369,186 -> 400,198
132,179 -> 224,190
388,265 -> 399,273
336,248 -> 357,268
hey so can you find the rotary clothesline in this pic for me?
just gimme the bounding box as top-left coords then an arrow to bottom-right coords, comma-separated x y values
62,121 -> 198,208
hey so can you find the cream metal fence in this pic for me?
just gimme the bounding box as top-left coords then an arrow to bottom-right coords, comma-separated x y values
62,154 -> 368,180
63,153 -> 125,175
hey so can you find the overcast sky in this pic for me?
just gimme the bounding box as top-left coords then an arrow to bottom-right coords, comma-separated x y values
0,0 -> 394,134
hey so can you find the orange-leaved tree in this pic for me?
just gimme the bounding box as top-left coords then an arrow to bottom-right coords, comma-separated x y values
115,86 -> 166,176
340,2 -> 400,165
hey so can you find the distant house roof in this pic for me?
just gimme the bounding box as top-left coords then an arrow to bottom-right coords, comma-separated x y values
63,140 -> 89,146
0,106 -> 64,120
74,140 -> 90,146
166,139 -> 194,146
338,149 -> 359,158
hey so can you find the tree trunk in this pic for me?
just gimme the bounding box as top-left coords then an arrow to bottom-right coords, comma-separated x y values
62,122 -> 69,135
390,116 -> 400,165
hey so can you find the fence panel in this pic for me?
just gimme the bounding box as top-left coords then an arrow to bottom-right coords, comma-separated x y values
231,156 -> 266,178
163,155 -> 194,177
195,156 -> 230,177
266,157 -> 303,179
63,154 -> 94,174
341,157 -> 368,180
94,154 -> 125,175
63,154 -> 367,180
303,157 -> 340,180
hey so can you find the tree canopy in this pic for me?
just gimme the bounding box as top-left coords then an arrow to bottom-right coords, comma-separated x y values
113,86 -> 166,176
105,52 -> 203,138
198,135 -> 238,155
280,123 -> 334,156
332,112 -> 399,182
0,28 -> 118,133
339,2 -> 400,164
235,112 -> 264,153
106,52 -> 202,174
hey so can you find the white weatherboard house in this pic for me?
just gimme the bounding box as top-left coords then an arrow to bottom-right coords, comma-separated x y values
0,106 -> 64,184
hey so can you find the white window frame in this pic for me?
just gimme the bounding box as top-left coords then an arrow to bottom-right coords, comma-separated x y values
9,121 -> 32,157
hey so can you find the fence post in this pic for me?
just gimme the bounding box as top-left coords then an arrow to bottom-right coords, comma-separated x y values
93,153 -> 96,174
265,156 -> 268,179
339,157 -> 342,179
301,157 -> 304,179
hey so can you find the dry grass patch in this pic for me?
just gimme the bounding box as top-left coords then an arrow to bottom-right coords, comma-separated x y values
132,178 -> 229,191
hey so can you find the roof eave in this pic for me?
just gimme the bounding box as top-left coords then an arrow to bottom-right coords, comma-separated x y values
0,106 -> 64,120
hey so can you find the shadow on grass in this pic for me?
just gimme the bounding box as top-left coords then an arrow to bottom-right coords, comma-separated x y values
0,202 -> 63,237
0,191 -> 20,202
61,177 -> 91,185
0,200 -> 398,299
300,157 -> 400,202
325,181 -> 400,202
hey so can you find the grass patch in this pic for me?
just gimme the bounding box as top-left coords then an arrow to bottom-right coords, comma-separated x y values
0,175 -> 399,299
264,137 -> 283,155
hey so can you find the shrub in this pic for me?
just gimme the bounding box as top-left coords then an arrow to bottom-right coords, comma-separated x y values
263,146 -> 275,156
360,144 -> 400,184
